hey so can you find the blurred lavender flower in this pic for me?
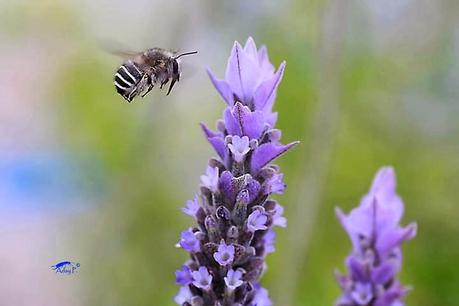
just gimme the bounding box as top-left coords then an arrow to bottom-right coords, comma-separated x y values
335,167 -> 417,306
174,37 -> 298,305
183,196 -> 200,218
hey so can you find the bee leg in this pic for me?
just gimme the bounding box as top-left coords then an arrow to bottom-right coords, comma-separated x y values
141,83 -> 154,97
127,89 -> 137,102
124,92 -> 133,103
166,78 -> 177,95
128,74 -> 148,101
140,75 -> 154,98
160,78 -> 169,89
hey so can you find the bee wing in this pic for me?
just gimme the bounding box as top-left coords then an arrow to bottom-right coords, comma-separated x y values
109,49 -> 144,59
99,40 -> 144,59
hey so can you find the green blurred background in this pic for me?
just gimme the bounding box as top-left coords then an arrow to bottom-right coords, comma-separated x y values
0,0 -> 458,305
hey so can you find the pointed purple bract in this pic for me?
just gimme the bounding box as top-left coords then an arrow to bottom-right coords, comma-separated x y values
250,142 -> 299,174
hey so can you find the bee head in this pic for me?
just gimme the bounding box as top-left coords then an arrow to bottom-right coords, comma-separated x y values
171,50 -> 197,78
171,58 -> 180,76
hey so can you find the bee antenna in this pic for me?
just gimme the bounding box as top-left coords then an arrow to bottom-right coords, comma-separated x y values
174,51 -> 198,59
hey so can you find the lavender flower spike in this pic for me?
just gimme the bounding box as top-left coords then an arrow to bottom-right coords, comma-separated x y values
174,37 -> 298,305
335,167 -> 417,306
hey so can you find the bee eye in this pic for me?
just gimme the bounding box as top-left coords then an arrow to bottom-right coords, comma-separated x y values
172,60 -> 179,74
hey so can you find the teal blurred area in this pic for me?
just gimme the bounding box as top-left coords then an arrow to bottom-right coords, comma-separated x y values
0,0 -> 458,305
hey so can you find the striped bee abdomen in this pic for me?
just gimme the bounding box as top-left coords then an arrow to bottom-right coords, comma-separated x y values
114,61 -> 143,99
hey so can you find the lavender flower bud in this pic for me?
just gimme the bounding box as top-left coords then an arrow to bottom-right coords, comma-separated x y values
205,216 -> 220,243
216,206 -> 231,221
175,37 -> 297,305
227,226 -> 239,244
335,167 -> 417,306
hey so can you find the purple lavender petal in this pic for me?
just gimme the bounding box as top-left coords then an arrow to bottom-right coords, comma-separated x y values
175,265 -> 193,285
243,37 -> 259,61
346,256 -> 368,281
200,124 -> 228,162
228,135 -> 250,162
182,195 -> 200,218
373,281 -> 407,306
238,108 -> 266,140
251,284 -> 272,306
335,294 -> 355,306
207,69 -> 235,106
230,103 -> 265,140
200,122 -> 221,138
253,62 -> 286,112
250,141 -> 299,174
257,45 -> 275,75
350,282 -> 373,305
200,166 -> 219,193
178,229 -> 201,253
272,203 -> 287,227
263,229 -> 276,254
369,166 -> 398,203
371,261 -> 397,285
210,137 -> 228,162
376,223 -> 417,257
213,241 -> 235,266
224,107 -> 243,136
247,210 -> 268,232
192,266 -> 213,290
174,286 -> 193,305
246,178 -> 261,202
224,269 -> 244,290
265,111 -> 278,128
225,41 -> 245,102
264,173 -> 285,195
225,41 -> 262,103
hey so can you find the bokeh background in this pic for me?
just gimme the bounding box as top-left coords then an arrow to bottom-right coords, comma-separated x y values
1,0 -> 458,305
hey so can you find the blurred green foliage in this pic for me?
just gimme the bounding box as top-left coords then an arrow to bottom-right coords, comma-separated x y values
2,0 -> 458,305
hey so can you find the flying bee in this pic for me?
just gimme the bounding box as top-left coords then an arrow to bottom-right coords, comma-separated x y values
113,48 -> 197,102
